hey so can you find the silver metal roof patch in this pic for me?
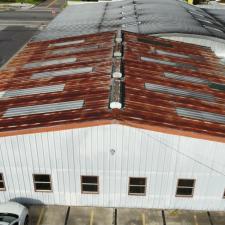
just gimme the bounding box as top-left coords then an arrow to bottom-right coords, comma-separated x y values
3,100 -> 84,118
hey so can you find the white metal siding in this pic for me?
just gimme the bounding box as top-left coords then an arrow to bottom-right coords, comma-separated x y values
0,124 -> 224,210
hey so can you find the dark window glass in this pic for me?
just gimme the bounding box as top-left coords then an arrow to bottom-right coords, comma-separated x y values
0,182 -> 4,189
129,186 -> 146,194
178,179 -> 195,187
0,173 -> 5,190
34,174 -> 51,182
129,177 -> 146,195
130,178 -> 146,186
33,174 -> 52,192
82,185 -> 98,193
176,179 -> 195,197
176,188 -> 193,196
81,176 -> 98,194
82,176 -> 98,184
35,183 -> 51,191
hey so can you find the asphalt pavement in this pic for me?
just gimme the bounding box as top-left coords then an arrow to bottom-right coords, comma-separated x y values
0,26 -> 38,68
0,3 -> 56,68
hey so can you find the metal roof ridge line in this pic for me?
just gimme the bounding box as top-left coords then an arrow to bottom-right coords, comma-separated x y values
109,30 -> 124,110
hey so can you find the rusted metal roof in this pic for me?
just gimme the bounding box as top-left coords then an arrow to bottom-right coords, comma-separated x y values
1,31 -> 225,143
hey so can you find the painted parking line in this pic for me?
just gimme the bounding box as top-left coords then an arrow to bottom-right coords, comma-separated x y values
28,206 -> 45,225
47,0 -> 57,8
90,210 -> 94,225
36,207 -> 45,225
141,213 -> 145,225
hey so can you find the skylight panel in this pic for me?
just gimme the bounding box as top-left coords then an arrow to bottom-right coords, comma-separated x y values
141,57 -> 197,71
138,37 -> 173,48
1,84 -> 65,99
23,58 -> 76,69
208,83 -> 225,91
164,72 -> 208,84
145,83 -> 215,101
3,100 -> 84,118
153,50 -> 203,61
50,46 -> 98,55
49,39 -> 85,47
176,107 -> 225,124
31,67 -> 93,79
154,50 -> 190,59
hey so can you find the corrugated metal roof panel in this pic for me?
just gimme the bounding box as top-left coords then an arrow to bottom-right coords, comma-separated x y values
49,39 -> 85,47
176,107 -> 225,124
1,31 -> 225,142
164,72 -> 209,84
141,56 -> 197,71
145,83 -> 215,102
31,67 -> 93,79
3,100 -> 84,118
23,58 -> 76,69
2,84 -> 65,98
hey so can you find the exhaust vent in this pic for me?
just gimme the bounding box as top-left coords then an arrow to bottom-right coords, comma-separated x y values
109,79 -> 124,109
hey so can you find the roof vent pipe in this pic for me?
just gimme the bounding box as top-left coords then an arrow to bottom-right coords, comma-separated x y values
114,29 -> 122,57
109,79 -> 123,109
112,58 -> 122,78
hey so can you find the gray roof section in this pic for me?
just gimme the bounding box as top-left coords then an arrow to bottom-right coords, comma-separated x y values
32,0 -> 225,42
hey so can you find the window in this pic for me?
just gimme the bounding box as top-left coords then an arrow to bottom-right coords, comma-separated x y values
81,176 -> 99,194
176,179 -> 195,197
128,177 -> 146,195
0,173 -> 6,191
33,174 -> 52,192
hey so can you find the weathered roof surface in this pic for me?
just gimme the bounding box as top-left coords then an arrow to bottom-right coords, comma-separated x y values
1,31 -> 225,143
0,31 -> 115,134
33,0 -> 225,42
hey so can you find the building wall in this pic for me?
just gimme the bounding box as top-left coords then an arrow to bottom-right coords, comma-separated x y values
0,124 -> 225,210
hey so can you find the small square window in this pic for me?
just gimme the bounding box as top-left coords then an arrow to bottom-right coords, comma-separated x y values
128,177 -> 146,195
176,179 -> 195,197
0,173 -> 6,191
81,176 -> 99,194
33,174 -> 52,192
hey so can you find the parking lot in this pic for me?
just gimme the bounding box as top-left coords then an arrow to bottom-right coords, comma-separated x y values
28,205 -> 225,225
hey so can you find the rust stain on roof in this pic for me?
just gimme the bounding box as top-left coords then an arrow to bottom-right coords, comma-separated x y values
0,31 -> 225,143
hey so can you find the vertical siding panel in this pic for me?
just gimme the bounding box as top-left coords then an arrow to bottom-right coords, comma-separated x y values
0,124 -> 225,210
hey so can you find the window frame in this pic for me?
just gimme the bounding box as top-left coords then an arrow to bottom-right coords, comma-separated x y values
81,175 -> 99,194
33,174 -> 53,192
175,178 -> 195,197
0,173 -> 6,191
128,177 -> 147,196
